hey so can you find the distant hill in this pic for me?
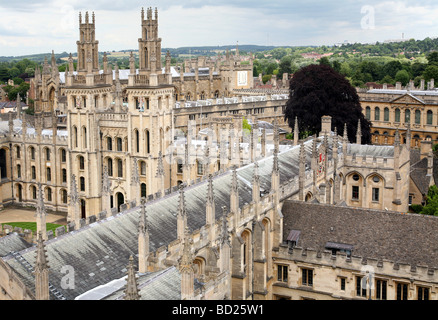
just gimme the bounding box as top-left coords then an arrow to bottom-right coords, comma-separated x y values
0,45 -> 293,63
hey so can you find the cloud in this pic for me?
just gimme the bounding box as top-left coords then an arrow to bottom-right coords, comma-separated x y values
1,0 -> 438,56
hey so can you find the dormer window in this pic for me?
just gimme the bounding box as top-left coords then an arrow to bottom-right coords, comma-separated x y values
325,242 -> 353,258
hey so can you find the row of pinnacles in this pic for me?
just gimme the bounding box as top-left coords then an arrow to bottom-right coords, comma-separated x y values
14,115 -> 418,300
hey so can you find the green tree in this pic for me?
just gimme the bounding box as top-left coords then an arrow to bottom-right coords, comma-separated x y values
420,185 -> 438,215
426,51 -> 438,66
318,57 -> 331,66
394,69 -> 410,86
283,64 -> 372,144
423,65 -> 438,82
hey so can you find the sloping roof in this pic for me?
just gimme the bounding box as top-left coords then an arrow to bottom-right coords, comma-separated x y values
101,266 -> 182,300
282,200 -> 438,268
410,157 -> 430,195
0,233 -> 33,257
1,134 -> 390,299
347,144 -> 394,158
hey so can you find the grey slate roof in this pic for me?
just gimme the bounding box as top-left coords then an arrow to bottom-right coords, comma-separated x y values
0,134 -> 397,299
282,200 -> 438,268
0,233 -> 32,257
101,267 -> 182,300
347,144 -> 394,158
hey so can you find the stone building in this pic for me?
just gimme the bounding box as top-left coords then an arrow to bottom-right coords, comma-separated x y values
358,83 -> 438,147
0,9 -> 289,222
274,200 -> 438,300
0,9 -> 435,301
1,114 -> 434,301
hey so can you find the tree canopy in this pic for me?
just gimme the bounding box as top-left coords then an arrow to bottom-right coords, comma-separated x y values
284,64 -> 371,143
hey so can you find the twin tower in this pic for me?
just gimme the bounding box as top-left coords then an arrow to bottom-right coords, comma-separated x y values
76,8 -> 162,77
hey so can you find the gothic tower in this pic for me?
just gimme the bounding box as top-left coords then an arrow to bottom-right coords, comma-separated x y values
138,7 -> 162,75
77,12 -> 99,75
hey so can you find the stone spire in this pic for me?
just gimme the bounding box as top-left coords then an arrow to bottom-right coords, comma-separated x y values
34,231 -> 50,300
69,174 -> 80,227
230,166 -> 239,228
16,93 -> 21,119
206,174 -> 215,227
138,198 -> 149,273
129,51 -> 135,75
165,51 -> 171,74
35,183 -> 47,240
124,256 -> 140,300
406,123 -> 411,150
356,119 -> 362,145
293,116 -> 299,146
177,184 -> 188,240
156,151 -> 165,194
68,53 -> 74,74
102,165 -> 111,216
394,128 -> 400,146
180,227 -> 194,300
299,142 -> 306,201
42,56 -> 50,75
343,123 -> 348,155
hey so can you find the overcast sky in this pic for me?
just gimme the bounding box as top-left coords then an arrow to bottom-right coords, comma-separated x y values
1,0 -> 438,56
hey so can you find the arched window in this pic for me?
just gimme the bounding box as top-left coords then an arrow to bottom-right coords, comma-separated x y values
134,129 -> 139,153
73,126 -> 78,148
45,148 -> 51,161
17,164 -> 21,178
47,188 -> 52,202
140,161 -> 146,176
46,167 -> 51,182
415,110 -> 421,124
395,108 -> 400,122
141,183 -> 147,198
16,146 -> 20,159
117,159 -> 123,177
60,148 -> 66,162
30,147 -> 35,160
107,137 -> 113,151
82,127 -> 87,148
62,189 -> 68,204
374,107 -> 380,121
31,166 -> 36,180
116,137 -> 123,151
107,158 -> 113,176
384,107 -> 389,121
80,176 -> 85,191
405,109 -> 411,123
32,185 -> 37,199
79,156 -> 85,170
62,168 -> 67,183
365,106 -> 371,120
427,110 -> 433,125
145,130 -> 150,153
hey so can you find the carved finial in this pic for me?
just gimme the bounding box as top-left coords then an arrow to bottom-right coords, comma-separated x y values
35,231 -> 49,272
220,206 -> 230,245
207,174 -> 214,205
343,123 -> 348,142
180,227 -> 193,269
231,166 -> 238,193
124,256 -> 140,300
178,183 -> 187,218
